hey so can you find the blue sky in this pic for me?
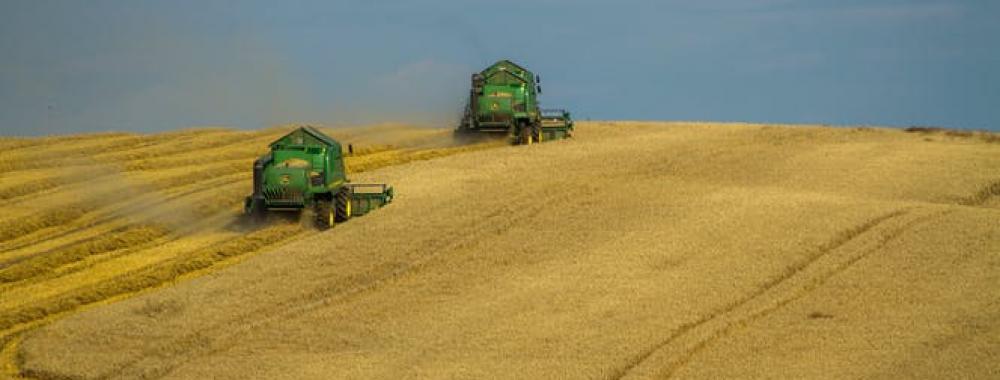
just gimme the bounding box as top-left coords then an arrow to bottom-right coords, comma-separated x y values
1,0 -> 997,135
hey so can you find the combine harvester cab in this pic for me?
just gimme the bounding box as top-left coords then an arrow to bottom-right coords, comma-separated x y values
457,59 -> 572,145
245,126 -> 393,229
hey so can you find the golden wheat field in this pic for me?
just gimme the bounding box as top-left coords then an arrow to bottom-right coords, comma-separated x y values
0,124 -> 504,379
2,122 -> 999,379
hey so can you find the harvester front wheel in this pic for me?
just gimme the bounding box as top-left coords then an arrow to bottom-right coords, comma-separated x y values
314,200 -> 335,230
335,189 -> 352,223
518,124 -> 533,145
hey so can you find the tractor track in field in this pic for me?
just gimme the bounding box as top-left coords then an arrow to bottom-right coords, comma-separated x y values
0,225 -> 170,281
108,177 -> 580,380
960,180 -> 1000,208
2,225 -> 311,380
607,208 -> 949,380
0,222 -> 309,336
0,182 -> 242,261
0,210 -> 239,293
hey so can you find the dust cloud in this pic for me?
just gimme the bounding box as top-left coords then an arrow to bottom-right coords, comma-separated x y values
55,160 -> 233,234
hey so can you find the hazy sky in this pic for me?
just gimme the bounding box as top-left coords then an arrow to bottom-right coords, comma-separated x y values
1,0 -> 997,135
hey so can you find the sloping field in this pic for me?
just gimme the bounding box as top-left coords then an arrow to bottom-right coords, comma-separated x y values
0,124 -> 504,378
10,122 -> 1000,379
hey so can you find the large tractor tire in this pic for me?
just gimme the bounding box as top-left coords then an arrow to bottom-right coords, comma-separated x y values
314,200 -> 335,230
518,122 -> 534,145
335,188 -> 352,223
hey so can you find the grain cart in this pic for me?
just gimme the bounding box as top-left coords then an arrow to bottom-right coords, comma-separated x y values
244,126 -> 394,229
457,60 -> 572,145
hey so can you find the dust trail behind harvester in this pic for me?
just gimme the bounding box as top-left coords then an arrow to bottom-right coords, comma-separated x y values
53,160 -> 222,235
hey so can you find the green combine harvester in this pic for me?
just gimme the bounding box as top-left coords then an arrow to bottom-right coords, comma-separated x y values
244,126 -> 394,229
457,60 -> 573,144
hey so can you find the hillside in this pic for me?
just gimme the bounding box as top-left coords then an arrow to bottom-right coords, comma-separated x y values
7,122 -> 1000,379
0,124 -> 503,377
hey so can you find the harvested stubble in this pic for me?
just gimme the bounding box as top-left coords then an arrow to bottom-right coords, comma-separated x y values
0,225 -> 170,283
12,122 -> 1000,380
0,223 -> 302,332
0,177 -> 59,202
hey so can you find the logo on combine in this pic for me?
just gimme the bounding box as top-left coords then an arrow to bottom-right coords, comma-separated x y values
280,174 -> 291,185
491,102 -> 500,111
